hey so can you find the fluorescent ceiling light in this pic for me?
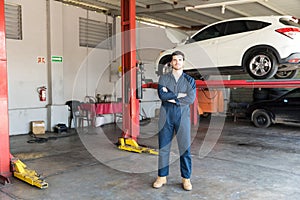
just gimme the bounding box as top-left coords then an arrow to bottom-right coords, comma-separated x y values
136,16 -> 179,28
61,0 -> 108,11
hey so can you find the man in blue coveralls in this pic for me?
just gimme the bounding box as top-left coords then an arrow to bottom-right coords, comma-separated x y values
153,50 -> 196,191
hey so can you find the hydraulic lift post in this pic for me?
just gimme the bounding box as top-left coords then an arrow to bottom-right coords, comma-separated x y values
0,0 -> 12,184
118,0 -> 157,155
120,0 -> 139,141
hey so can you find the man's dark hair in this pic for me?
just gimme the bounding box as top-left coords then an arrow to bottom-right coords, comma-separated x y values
172,51 -> 185,60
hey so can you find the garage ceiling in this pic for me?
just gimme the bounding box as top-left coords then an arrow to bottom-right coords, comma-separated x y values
56,0 -> 300,29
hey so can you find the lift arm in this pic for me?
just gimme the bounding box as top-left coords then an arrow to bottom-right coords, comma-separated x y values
195,79 -> 300,88
11,158 -> 48,189
143,79 -> 300,125
143,79 -> 300,89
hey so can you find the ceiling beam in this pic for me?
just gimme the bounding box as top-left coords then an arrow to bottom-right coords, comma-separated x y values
160,0 -> 178,5
185,0 -> 259,11
256,0 -> 287,15
136,3 -> 185,14
58,0 -> 290,29
190,9 -> 225,21
136,15 -> 181,27
150,0 -> 225,25
135,2 -> 148,8
60,0 -> 117,10
138,13 -> 191,28
225,5 -> 252,17
166,12 -> 207,26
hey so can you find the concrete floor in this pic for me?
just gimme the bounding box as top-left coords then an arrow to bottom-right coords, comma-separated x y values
1,117 -> 300,200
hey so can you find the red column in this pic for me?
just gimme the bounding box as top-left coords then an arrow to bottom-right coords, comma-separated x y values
0,0 -> 12,184
190,89 -> 198,126
121,0 -> 139,141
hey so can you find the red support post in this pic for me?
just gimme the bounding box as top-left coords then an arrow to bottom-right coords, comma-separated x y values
0,0 -> 12,184
190,89 -> 198,126
121,0 -> 139,141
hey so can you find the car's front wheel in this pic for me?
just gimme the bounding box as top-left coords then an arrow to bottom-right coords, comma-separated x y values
245,52 -> 278,79
274,69 -> 298,79
251,109 -> 272,128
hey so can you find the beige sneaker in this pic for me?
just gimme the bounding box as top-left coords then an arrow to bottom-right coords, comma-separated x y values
153,176 -> 167,188
182,178 -> 192,191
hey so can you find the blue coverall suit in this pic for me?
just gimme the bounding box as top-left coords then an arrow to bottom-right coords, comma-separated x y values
157,72 -> 196,179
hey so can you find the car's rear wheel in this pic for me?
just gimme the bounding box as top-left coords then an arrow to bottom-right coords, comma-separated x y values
245,52 -> 278,79
274,69 -> 298,79
158,55 -> 205,80
157,55 -> 172,76
252,109 -> 272,128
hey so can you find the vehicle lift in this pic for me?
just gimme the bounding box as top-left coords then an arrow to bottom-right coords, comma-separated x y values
193,79 -> 300,123
116,0 -> 300,155
117,0 -> 158,155
143,79 -> 300,125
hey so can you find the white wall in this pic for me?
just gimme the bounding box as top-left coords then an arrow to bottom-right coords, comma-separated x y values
7,0 -> 49,135
7,0 -> 47,109
5,0 -> 173,135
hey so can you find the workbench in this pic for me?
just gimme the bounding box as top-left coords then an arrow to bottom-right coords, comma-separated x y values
80,102 -> 122,126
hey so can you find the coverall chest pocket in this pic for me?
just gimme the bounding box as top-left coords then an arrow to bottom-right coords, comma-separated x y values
177,83 -> 189,93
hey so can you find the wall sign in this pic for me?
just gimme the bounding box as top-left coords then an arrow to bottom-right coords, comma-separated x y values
51,56 -> 63,63
37,56 -> 46,64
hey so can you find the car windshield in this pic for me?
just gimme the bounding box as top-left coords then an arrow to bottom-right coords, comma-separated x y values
186,23 -> 225,44
279,17 -> 300,28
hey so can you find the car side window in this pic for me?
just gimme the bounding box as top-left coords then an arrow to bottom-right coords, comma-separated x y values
282,90 -> 300,103
224,20 -> 270,36
224,21 -> 247,35
188,23 -> 225,43
286,91 -> 300,98
245,20 -> 270,31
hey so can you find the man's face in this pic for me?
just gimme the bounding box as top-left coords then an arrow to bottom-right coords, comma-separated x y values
171,54 -> 184,70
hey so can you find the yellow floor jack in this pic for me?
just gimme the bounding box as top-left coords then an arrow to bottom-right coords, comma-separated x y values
118,137 -> 158,155
11,158 -> 48,189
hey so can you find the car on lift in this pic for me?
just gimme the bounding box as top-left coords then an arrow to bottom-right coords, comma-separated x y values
156,16 -> 300,80
246,88 -> 300,128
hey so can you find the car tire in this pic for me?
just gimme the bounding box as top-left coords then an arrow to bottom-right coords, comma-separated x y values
274,69 -> 298,79
252,109 -> 272,128
158,55 -> 205,80
158,55 -> 172,76
253,88 -> 269,102
245,52 -> 278,79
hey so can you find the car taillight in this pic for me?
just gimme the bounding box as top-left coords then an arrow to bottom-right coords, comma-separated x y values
275,27 -> 300,39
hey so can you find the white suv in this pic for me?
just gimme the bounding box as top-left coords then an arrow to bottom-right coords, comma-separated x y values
156,16 -> 300,79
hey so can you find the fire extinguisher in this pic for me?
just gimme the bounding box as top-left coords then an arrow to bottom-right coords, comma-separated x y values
37,86 -> 47,101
